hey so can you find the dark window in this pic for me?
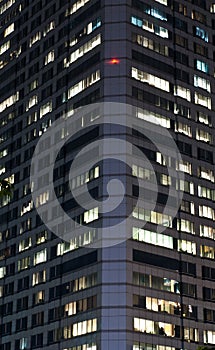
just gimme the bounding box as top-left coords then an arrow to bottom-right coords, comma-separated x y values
31,16 -> 41,30
203,287 -> 215,301
28,62 -> 39,77
0,322 -> 12,336
194,43 -> 208,57
132,50 -> 174,74
175,51 -> 189,65
192,10 -> 206,24
42,68 -> 53,83
175,68 -> 189,83
192,0 -> 206,10
32,312 -> 44,326
181,282 -> 196,297
17,276 -> 29,291
32,1 -> 42,14
198,148 -> 213,163
31,334 -> 43,348
177,140 -> 192,156
29,47 -> 40,61
133,294 -> 146,308
204,308 -> 215,322
45,4 -> 56,18
174,18 -> 187,32
3,282 -> 14,296
16,317 -> 27,331
41,85 -> 52,99
175,34 -> 188,48
17,296 -> 28,311
43,36 -> 55,50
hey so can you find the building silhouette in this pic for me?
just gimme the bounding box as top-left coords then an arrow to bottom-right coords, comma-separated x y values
0,0 -> 215,350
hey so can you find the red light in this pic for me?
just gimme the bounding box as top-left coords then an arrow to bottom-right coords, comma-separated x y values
108,58 -> 120,65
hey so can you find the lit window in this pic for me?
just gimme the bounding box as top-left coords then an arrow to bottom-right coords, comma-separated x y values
132,164 -> 155,181
154,24 -> 168,38
83,207 -> 98,223
32,270 -> 46,286
194,75 -> 210,92
21,200 -> 33,216
174,85 -> 191,101
134,317 -> 199,340
66,0 -> 91,16
132,67 -> 170,91
40,101 -> 52,118
0,266 -> 6,278
175,122 -> 192,137
64,34 -> 101,68
0,165 -> 6,175
156,152 -> 171,166
57,241 -> 75,256
33,290 -> 45,305
43,21 -> 55,36
198,166 -> 214,182
19,237 -> 32,252
0,0 -> 16,14
201,245 -> 215,259
29,32 -> 41,47
68,70 -> 100,98
176,179 -> 194,195
178,240 -> 196,255
92,17 -> 101,31
177,219 -> 195,234
199,205 -> 215,220
0,148 -> 8,158
19,338 -> 28,350
176,160 -> 192,175
133,317 -> 175,337
65,319 -> 97,338
133,33 -> 169,56
18,257 -> 30,271
144,6 -> 167,21
195,92 -> 211,109
0,40 -> 10,55
133,207 -> 172,227
132,227 -> 173,249
160,173 -> 171,186
197,111 -> 211,126
29,79 -> 38,92
69,18 -> 101,47
0,92 -> 19,113
63,343 -> 97,350
211,4 -> 215,12
174,103 -> 190,118
4,23 -> 14,37
155,0 -> 167,5
131,16 -> 169,38
44,51 -> 54,65
204,330 -> 215,344
136,108 -> 170,128
34,249 -> 47,265
27,111 -> 37,125
195,59 -> 209,73
200,225 -> 215,240
36,230 -> 47,244
195,27 -> 208,42
26,95 -> 38,111
196,129 -> 212,143
71,166 -> 99,190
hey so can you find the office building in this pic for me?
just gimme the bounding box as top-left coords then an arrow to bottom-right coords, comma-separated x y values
0,0 -> 215,349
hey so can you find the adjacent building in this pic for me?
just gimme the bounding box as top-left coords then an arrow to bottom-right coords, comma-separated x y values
0,0 -> 215,349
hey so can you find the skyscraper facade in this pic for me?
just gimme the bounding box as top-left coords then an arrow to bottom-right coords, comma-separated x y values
0,1 -> 215,350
